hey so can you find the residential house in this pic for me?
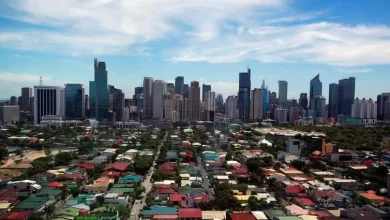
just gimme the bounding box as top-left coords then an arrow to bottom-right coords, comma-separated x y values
66,195 -> 96,206
159,163 -> 178,176
12,196 -> 49,212
104,193 -> 128,205
0,212 -> 31,220
227,212 -> 256,220
309,190 -> 349,209
141,205 -> 178,218
169,194 -> 187,207
285,204 -> 309,216
104,162 -> 129,173
178,208 -> 202,220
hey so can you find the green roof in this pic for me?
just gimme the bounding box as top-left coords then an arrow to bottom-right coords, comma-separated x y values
54,207 -> 80,217
263,209 -> 286,219
75,216 -> 99,220
74,194 -> 95,202
112,183 -> 134,188
35,187 -> 62,197
13,196 -> 49,210
108,188 -> 134,193
141,205 -> 177,216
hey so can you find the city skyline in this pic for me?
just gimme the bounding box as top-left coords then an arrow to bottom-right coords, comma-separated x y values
1,0 -> 390,100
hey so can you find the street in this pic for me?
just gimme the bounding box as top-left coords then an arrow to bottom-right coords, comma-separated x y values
129,133 -> 166,220
196,156 -> 214,200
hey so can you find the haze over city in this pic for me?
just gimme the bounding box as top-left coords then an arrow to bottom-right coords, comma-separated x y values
1,0 -> 390,100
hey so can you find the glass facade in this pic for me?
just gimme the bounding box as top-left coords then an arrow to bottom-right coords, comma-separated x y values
175,76 -> 184,95
94,59 -> 108,120
328,83 -> 339,119
238,69 -> 251,122
278,81 -> 288,106
202,84 -> 211,101
338,77 -> 355,116
65,84 -> 84,119
309,74 -> 322,110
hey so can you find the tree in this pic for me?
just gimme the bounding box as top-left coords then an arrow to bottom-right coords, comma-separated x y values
0,147 -> 9,161
248,196 -> 260,210
96,195 -> 105,206
44,148 -> 53,160
54,152 -> 74,166
28,213 -> 44,220
70,187 -> 79,198
43,204 -> 56,219
237,184 -> 248,194
108,183 -> 114,190
116,205 -> 130,219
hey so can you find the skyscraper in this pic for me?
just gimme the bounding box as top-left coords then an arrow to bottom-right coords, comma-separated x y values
314,95 -> 326,123
152,80 -> 167,120
133,86 -> 143,106
250,89 -> 263,121
90,58 -> 108,120
299,93 -> 308,109
270,92 -> 278,105
309,74 -> 322,110
85,95 -> 89,117
64,84 -> 85,119
10,96 -> 18,106
175,76 -> 184,95
238,68 -> 251,122
183,84 -> 189,99
377,93 -> 390,120
143,77 -> 153,119
328,83 -> 339,119
204,91 -> 215,121
226,96 -> 237,119
338,77 -> 355,116
189,81 -> 201,121
21,87 -> 32,111
112,88 -> 125,122
202,84 -> 211,102
34,86 -> 65,124
167,83 -> 175,95
216,94 -> 224,111
164,93 -> 174,120
278,81 -> 288,106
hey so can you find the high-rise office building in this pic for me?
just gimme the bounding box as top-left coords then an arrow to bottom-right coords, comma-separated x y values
10,96 -> 18,106
261,81 -> 269,117
338,77 -> 355,116
351,98 -> 376,120
90,58 -> 108,120
173,94 -> 184,121
377,93 -> 390,120
204,91 -> 215,121
85,95 -> 89,118
270,92 -> 278,105
164,93 -> 174,120
34,86 -> 65,124
21,87 -> 32,111
183,98 -> 190,121
112,88 -> 125,122
183,84 -> 189,99
250,89 -> 263,121
133,86 -> 143,106
167,83 -> 175,95
216,94 -> 224,111
309,74 -> 322,110
278,81 -> 288,106
238,68 -> 251,122
189,81 -> 201,121
64,84 -> 85,119
202,84 -> 211,102
328,83 -> 339,119
226,96 -> 237,119
299,93 -> 308,109
0,106 -> 20,123
175,76 -> 184,96
143,77 -> 153,119
289,107 -> 300,123
152,80 -> 167,120
314,95 -> 326,123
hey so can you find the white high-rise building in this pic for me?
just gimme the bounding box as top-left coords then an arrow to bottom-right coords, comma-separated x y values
352,98 -> 377,119
250,89 -> 263,121
226,95 -> 237,119
204,91 -> 215,121
34,86 -> 65,125
152,80 -> 167,120
164,93 -> 174,120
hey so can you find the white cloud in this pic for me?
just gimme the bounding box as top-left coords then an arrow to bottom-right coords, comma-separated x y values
172,22 -> 390,66
337,68 -> 372,73
0,0 -> 283,56
0,72 -> 52,82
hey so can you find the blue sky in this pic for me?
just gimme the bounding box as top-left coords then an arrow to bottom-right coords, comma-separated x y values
0,0 -> 389,101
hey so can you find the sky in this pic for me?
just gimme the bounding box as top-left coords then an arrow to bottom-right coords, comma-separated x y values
0,0 -> 390,101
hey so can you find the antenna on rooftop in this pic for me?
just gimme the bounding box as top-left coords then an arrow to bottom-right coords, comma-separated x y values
39,76 -> 42,86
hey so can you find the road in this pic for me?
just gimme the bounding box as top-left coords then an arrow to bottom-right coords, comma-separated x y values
129,133 -> 167,220
196,156 -> 214,200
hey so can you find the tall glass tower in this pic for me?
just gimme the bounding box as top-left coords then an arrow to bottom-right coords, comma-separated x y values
175,76 -> 184,96
328,83 -> 339,119
65,84 -> 85,119
238,68 -> 251,122
338,77 -> 355,116
93,58 -> 108,120
309,74 -> 322,110
261,80 -> 269,118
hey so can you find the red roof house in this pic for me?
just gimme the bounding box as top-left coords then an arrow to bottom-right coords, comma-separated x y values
47,181 -> 65,188
0,212 -> 31,220
227,212 -> 256,220
295,197 -> 315,207
178,208 -> 202,220
152,188 -> 177,195
169,194 -> 187,207
104,162 -> 129,172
